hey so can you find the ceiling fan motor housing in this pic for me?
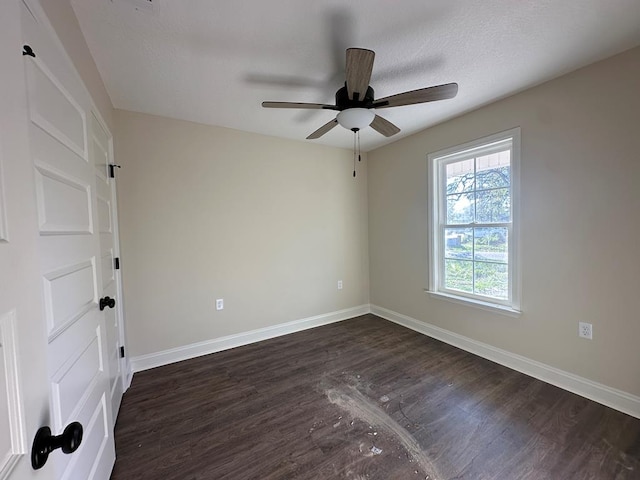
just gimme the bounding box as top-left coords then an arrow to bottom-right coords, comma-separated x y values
335,85 -> 375,110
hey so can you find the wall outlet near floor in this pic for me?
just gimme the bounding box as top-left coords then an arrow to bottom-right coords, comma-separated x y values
216,298 -> 224,311
578,322 -> 592,339
337,280 -> 343,290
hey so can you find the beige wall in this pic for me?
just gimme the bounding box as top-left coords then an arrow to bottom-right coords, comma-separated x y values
115,110 -> 369,357
368,47 -> 640,397
39,0 -> 114,130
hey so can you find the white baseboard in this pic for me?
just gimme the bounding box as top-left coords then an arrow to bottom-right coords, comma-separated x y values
124,365 -> 133,391
371,305 -> 640,419
128,303 -> 640,419
130,304 -> 371,374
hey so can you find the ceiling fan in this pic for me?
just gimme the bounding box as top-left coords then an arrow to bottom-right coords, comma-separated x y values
262,48 -> 458,140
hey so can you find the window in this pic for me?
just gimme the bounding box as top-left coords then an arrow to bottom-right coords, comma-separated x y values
428,128 -> 520,313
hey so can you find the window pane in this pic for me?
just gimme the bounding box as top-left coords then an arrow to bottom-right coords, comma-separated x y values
445,228 -> 473,260
446,159 -> 474,194
474,262 -> 508,299
444,259 -> 473,293
446,192 -> 474,224
475,188 -> 510,223
474,227 -> 508,263
476,151 -> 510,190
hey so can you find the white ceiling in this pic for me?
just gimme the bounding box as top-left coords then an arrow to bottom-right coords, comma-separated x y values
70,0 -> 640,151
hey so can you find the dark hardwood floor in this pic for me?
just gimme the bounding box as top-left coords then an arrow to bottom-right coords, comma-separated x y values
110,315 -> 640,479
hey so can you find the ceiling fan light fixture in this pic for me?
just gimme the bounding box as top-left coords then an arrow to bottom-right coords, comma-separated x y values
336,108 -> 375,131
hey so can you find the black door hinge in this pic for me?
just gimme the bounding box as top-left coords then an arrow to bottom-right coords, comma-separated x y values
114,257 -> 120,270
109,164 -> 121,178
22,45 -> 36,57
120,346 -> 125,358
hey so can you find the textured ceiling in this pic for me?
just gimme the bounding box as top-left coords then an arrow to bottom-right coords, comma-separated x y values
70,0 -> 640,151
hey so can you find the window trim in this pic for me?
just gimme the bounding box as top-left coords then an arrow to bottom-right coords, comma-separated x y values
427,127 -> 521,313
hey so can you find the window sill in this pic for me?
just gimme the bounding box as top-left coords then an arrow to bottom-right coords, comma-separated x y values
425,290 -> 522,318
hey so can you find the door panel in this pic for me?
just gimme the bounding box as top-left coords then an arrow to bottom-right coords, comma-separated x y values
21,2 -> 115,479
0,311 -> 27,479
42,259 -> 95,338
25,59 -> 87,160
51,333 -> 101,429
34,164 -> 93,235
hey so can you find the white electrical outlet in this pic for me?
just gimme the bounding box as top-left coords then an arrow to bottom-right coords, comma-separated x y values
578,322 -> 592,339
337,280 -> 343,290
216,298 -> 224,311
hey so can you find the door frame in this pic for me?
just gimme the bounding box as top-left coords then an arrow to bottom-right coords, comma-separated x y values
109,156 -> 132,393
90,106 -> 131,400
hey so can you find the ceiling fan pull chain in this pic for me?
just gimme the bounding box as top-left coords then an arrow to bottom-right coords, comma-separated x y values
357,130 -> 361,162
353,130 -> 357,177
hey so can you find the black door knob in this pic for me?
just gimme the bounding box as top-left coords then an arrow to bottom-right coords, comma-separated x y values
99,296 -> 116,311
31,422 -> 83,470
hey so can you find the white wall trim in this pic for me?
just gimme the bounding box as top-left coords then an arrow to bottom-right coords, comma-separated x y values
130,304 -> 371,373
371,304 -> 640,419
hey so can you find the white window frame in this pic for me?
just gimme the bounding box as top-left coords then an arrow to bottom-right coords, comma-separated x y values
427,128 -> 521,315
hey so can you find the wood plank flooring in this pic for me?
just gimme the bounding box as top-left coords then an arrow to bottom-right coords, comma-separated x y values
110,315 -> 640,479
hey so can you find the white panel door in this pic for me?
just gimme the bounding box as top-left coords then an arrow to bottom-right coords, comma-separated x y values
1,1 -> 56,479
91,113 -> 125,417
21,2 -> 115,479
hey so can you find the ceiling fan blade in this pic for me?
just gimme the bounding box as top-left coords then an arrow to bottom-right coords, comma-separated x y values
371,115 -> 401,137
372,83 -> 458,108
262,101 -> 338,110
345,48 -> 375,101
306,119 -> 339,139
